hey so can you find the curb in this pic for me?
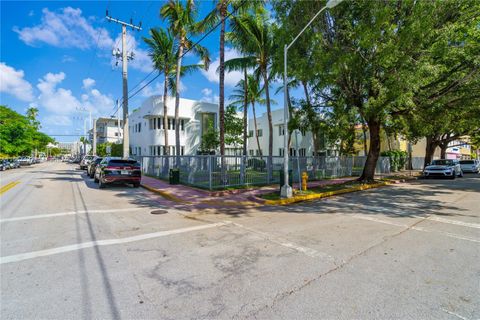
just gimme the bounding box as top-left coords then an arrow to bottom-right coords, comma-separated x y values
141,184 -> 190,203
254,181 -> 392,206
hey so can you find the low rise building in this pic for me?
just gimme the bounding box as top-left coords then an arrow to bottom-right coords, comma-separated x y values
128,96 -> 220,156
247,109 -> 335,157
90,117 -> 123,144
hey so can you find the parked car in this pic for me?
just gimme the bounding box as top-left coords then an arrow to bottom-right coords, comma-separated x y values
459,159 -> 479,173
423,159 -> 463,179
80,155 -> 95,170
8,159 -> 20,169
1,160 -> 10,171
18,157 -> 32,166
87,156 -> 103,178
94,157 -> 141,188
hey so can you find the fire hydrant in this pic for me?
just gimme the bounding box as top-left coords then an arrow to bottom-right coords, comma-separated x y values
302,172 -> 308,191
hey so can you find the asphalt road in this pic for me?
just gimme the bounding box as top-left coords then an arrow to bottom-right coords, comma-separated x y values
1,162 -> 479,319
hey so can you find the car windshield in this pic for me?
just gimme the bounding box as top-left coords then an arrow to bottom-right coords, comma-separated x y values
459,160 -> 474,164
94,158 -> 103,164
431,160 -> 454,166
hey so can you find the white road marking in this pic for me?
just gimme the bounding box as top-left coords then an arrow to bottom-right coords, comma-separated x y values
0,222 -> 229,265
441,308 -> 469,320
345,214 -> 480,243
0,208 -> 146,223
332,202 -> 480,229
225,220 -> 336,261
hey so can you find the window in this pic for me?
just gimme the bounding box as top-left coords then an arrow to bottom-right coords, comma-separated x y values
115,132 -> 119,136
249,150 -> 254,156
172,118 -> 176,130
138,123 -> 141,132
153,118 -> 157,130
181,146 -> 185,155
255,150 -> 261,156
299,148 -> 306,157
248,130 -> 254,138
158,117 -> 162,129
149,119 -> 152,130
289,148 -> 296,157
279,125 -> 285,136
300,130 -> 306,136
257,129 -> 263,137
180,119 -> 185,131
279,148 -> 284,156
157,146 -> 161,156
168,118 -> 172,130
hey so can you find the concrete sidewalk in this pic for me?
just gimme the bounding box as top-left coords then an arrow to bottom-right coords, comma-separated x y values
140,175 -> 357,209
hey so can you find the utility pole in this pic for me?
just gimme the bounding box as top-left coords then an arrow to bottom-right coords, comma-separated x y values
116,99 -> 121,144
92,118 -> 97,156
106,12 -> 141,159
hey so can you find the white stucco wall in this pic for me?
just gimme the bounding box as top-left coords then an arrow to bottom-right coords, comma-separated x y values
128,96 -> 218,156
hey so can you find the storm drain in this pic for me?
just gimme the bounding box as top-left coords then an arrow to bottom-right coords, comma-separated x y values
150,209 -> 168,215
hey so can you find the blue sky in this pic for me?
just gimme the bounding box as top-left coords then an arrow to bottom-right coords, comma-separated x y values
1,1 -> 286,142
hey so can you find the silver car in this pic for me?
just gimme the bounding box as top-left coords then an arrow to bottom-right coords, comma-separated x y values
459,159 -> 479,173
80,155 -> 95,170
423,159 -> 463,179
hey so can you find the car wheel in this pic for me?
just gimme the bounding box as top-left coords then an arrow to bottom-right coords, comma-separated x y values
450,174 -> 456,180
94,175 -> 99,183
459,170 -> 463,177
133,182 -> 140,188
98,178 -> 105,189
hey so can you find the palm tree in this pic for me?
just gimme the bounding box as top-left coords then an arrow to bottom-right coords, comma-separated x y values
229,75 -> 267,159
230,10 -> 276,180
199,1 -> 263,158
160,0 -> 210,165
143,28 -> 177,155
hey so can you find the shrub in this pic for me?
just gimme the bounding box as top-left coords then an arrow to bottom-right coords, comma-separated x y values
247,158 -> 266,171
381,150 -> 408,172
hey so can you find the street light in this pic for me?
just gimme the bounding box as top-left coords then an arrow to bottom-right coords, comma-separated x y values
281,0 -> 344,198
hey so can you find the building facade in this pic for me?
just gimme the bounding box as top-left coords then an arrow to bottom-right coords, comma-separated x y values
247,109 -> 333,157
90,117 -> 123,145
128,96 -> 219,156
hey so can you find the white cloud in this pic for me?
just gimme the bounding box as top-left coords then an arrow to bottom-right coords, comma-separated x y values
0,62 -> 35,102
43,115 -> 72,126
61,55 -> 75,63
200,47 -> 244,87
13,7 -> 113,50
200,87 -> 219,104
36,72 -> 114,118
82,78 -> 95,89
37,72 -> 79,115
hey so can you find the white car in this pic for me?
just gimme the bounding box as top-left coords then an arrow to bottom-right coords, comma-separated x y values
459,159 -> 479,173
423,159 -> 463,179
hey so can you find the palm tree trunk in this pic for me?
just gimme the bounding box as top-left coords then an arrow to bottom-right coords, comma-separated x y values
252,102 -> 262,158
174,39 -> 184,167
242,68 -> 248,156
263,69 -> 273,182
219,1 -> 226,157
163,75 -> 169,155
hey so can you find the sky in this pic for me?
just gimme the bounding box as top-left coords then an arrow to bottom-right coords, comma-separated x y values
1,1 -> 287,142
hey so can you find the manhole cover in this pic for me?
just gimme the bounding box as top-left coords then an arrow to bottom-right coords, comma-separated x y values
150,209 -> 168,215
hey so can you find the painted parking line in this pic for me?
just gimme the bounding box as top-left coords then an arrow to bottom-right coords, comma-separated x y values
225,220 -> 337,261
327,202 -> 480,229
345,214 -> 480,243
0,221 -> 230,265
0,181 -> 20,195
0,208 -> 146,223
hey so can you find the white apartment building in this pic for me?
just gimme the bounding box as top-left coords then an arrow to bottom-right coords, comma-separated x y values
90,117 -> 123,144
247,109 -> 334,157
129,96 -> 219,156
248,109 -> 310,157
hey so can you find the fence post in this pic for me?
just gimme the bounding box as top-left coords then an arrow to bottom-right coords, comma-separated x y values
208,155 -> 212,191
